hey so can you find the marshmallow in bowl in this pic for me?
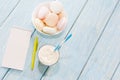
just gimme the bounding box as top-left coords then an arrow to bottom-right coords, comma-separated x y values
50,1 -> 63,14
32,1 -> 67,35
57,17 -> 67,30
44,13 -> 59,27
43,26 -> 57,34
38,6 -> 49,19
34,18 -> 44,31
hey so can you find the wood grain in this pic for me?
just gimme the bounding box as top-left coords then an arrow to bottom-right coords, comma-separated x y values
0,0 -> 20,27
41,0 -> 119,80
0,0 -> 120,80
0,0 -> 21,79
79,1 -> 120,80
0,0 -> 88,80
112,63 -> 120,80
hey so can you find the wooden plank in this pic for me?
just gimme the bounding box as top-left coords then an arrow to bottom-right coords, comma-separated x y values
112,63 -> 120,80
0,0 -> 20,79
78,1 -> 120,80
0,0 -> 20,27
40,0 -> 119,80
0,0 -> 88,80
0,0 -> 43,79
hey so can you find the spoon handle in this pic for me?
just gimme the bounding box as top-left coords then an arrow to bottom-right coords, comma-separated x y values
54,34 -> 72,51
64,34 -> 72,42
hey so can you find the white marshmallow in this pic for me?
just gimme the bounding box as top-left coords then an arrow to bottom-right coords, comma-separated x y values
38,6 -> 49,19
44,13 -> 58,27
34,18 -> 44,31
50,1 -> 63,14
57,17 -> 67,30
43,26 -> 57,34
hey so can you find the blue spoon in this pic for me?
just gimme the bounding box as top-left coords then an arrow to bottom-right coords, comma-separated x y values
54,34 -> 72,51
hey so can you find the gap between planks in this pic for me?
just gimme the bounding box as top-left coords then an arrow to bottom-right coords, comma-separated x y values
110,62 -> 120,80
40,0 -> 89,80
76,0 -> 120,80
0,0 -> 21,28
0,0 -> 22,80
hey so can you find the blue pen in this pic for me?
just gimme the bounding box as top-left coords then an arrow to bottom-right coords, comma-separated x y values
54,34 -> 72,51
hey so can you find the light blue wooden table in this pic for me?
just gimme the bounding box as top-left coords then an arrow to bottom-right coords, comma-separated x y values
0,0 -> 120,80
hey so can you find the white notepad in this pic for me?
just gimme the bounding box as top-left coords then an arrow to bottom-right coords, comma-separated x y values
2,27 -> 32,70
